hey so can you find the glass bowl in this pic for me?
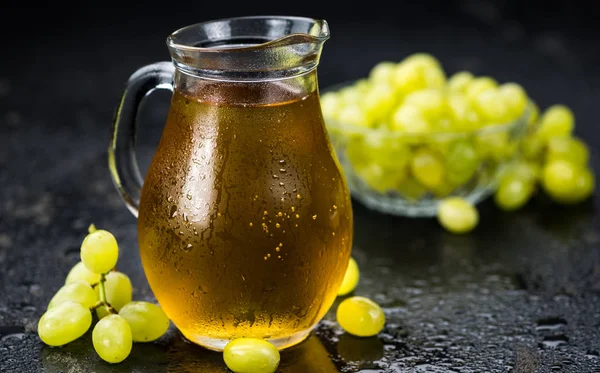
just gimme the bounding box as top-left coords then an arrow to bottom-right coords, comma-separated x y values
322,81 -> 532,217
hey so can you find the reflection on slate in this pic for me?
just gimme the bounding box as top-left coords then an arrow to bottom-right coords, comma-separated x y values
40,331 -> 341,373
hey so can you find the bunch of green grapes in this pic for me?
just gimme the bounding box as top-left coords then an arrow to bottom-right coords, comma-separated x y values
38,225 -> 170,364
495,104 -> 595,210
322,53 -> 530,198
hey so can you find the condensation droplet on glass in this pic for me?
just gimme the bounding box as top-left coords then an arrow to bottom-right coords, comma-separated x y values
241,274 -> 246,281
312,215 -> 317,220
279,182 -> 284,186
276,247 -> 281,252
186,194 -> 192,200
267,253 -> 271,258
279,168 -> 286,173
249,222 -> 253,227
295,214 -> 300,218
279,160 -> 285,165
276,223 -> 281,228
333,205 -> 338,210
264,210 -> 268,215
169,205 -> 177,218
277,212 -> 283,217
183,243 -> 193,252
167,196 -> 173,202
296,194 -> 302,199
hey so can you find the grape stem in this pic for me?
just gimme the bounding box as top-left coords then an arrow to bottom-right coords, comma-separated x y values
97,273 -> 117,315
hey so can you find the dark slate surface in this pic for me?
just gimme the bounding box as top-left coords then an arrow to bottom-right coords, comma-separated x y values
1,2 -> 600,372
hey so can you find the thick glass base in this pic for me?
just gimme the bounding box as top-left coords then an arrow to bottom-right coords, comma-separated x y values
180,327 -> 313,351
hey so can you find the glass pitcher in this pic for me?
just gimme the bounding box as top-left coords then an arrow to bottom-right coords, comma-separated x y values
109,16 -> 353,351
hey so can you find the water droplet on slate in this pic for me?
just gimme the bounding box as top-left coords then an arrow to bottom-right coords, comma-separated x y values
535,317 -> 567,331
541,335 -> 569,348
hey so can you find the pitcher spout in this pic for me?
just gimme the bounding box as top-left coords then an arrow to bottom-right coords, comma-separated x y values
167,16 -> 329,81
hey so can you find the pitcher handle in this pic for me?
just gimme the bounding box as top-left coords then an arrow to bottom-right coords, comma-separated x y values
109,62 -> 175,217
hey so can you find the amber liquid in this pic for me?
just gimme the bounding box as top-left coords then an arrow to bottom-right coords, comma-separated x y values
138,79 -> 353,349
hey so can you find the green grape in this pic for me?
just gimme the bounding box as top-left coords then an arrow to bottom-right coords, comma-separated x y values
362,133 -> 412,168
338,105 -> 372,128
402,53 -> 442,69
542,160 -> 595,204
500,161 -> 540,184
38,300 -> 92,346
476,132 -> 517,162
447,71 -> 474,93
336,296 -> 385,337
337,257 -> 360,296
431,182 -> 456,198
472,88 -> 510,123
119,301 -> 170,342
369,61 -> 397,84
338,86 -> 363,106
390,104 -> 431,134
447,94 -> 480,131
499,83 -> 528,120
81,229 -> 119,275
410,148 -> 445,189
395,177 -> 427,200
92,314 -> 132,364
354,79 -> 371,93
223,338 -> 280,373
437,197 -> 479,234
435,116 -> 455,132
362,83 -> 398,123
546,137 -> 589,166
393,62 -> 427,96
393,54 -> 445,94
345,136 -> 368,168
402,89 -> 446,120
320,93 -> 341,120
494,177 -> 535,211
465,77 -> 498,103
537,104 -> 574,141
445,140 -> 480,186
354,162 -> 406,194
423,66 -> 446,89
65,261 -> 101,285
96,271 -> 132,319
48,282 -> 97,309
520,134 -> 545,161
527,101 -> 540,130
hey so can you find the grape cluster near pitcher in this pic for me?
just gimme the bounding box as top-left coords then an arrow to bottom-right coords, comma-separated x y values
37,225 -> 170,363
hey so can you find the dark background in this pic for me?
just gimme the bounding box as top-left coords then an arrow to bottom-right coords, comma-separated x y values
2,1 -> 600,372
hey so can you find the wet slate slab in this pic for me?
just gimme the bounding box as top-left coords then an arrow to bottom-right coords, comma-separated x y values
2,4 -> 600,372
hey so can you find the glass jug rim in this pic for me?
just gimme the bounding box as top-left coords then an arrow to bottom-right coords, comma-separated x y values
166,15 -> 330,53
